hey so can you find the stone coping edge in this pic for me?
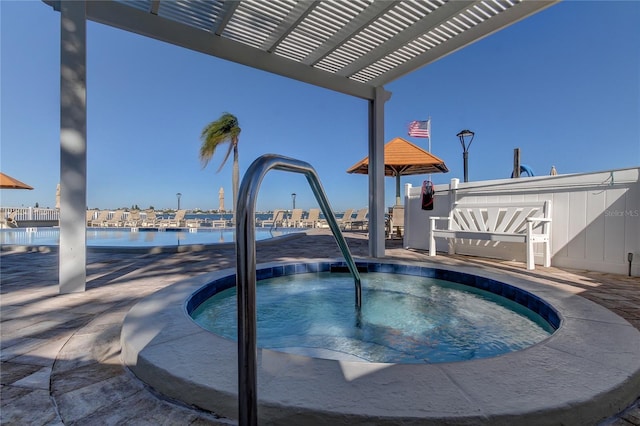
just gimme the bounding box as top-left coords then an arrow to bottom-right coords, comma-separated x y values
121,258 -> 640,425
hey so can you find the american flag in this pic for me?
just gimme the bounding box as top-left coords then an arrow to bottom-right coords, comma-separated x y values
408,120 -> 430,138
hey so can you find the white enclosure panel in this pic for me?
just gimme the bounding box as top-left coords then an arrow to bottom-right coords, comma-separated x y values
552,191 -> 570,259
585,189 -> 606,262
604,188 -> 630,264
566,190 -> 587,261
404,183 -> 450,251
404,168 -> 639,275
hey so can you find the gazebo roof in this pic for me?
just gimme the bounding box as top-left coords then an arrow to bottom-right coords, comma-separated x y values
347,137 -> 449,176
46,0 -> 557,100
0,172 -> 34,190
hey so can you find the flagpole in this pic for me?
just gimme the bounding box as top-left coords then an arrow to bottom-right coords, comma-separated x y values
427,115 -> 431,153
428,116 -> 432,181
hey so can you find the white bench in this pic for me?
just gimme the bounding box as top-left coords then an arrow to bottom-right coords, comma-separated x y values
429,201 -> 552,270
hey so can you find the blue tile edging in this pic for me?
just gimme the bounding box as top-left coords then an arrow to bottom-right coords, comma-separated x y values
186,261 -> 560,330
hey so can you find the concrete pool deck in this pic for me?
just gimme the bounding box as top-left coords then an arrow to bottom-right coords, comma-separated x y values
2,229 -> 640,425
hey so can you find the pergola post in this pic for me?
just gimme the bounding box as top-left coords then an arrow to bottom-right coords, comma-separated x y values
368,86 -> 390,258
59,0 -> 87,293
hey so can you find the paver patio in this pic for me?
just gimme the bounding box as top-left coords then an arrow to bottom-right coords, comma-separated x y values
1,229 -> 639,425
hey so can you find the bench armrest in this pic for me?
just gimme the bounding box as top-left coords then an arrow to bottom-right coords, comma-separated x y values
526,217 -> 552,237
429,216 -> 451,232
526,217 -> 552,223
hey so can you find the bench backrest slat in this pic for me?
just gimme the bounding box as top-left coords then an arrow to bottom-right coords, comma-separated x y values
451,209 -> 466,231
513,206 -> 541,233
461,208 -> 479,231
495,206 -> 518,233
450,201 -> 550,235
486,207 -> 500,232
472,207 -> 487,231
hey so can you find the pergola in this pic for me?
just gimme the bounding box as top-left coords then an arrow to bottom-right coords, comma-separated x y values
46,0 -> 558,293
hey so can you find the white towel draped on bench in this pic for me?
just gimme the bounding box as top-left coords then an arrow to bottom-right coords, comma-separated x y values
429,201 -> 552,270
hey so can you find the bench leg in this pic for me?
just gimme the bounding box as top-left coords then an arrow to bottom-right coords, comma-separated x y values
543,241 -> 551,267
526,240 -> 535,270
429,232 -> 436,256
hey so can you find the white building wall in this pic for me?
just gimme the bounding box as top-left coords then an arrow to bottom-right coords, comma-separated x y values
404,167 -> 640,276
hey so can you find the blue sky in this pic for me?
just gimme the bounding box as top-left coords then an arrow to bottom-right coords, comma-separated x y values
1,1 -> 638,212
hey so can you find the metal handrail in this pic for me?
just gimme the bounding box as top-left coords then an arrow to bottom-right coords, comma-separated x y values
235,154 -> 362,426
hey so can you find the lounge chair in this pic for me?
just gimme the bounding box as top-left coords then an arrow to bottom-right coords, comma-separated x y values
105,210 -> 126,227
287,209 -> 303,227
141,209 -> 159,227
185,214 -> 202,228
86,210 -> 98,226
1,211 -> 18,229
210,216 -> 228,228
158,209 -> 186,228
89,210 -> 110,227
344,208 -> 368,230
389,205 -> 404,238
124,210 -> 142,227
337,209 -> 354,230
301,208 -> 320,228
261,209 -> 285,227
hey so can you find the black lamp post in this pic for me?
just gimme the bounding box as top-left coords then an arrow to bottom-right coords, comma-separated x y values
291,193 -> 296,210
456,130 -> 475,183
176,192 -> 182,210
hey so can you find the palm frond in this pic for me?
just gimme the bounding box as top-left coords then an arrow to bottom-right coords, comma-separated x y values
199,112 -> 241,170
216,141 -> 235,173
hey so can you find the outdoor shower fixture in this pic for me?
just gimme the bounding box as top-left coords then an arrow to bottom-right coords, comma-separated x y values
457,129 -> 475,183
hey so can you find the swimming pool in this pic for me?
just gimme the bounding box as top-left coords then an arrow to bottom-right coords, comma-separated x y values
0,227 -> 303,248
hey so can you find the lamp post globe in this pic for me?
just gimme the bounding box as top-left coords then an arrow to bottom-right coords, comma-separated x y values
456,130 -> 475,183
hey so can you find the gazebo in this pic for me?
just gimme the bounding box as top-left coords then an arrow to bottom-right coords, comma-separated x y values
45,0 -> 558,293
347,137 -> 448,206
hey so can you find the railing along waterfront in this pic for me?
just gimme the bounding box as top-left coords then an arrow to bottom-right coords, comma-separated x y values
1,207 -> 60,221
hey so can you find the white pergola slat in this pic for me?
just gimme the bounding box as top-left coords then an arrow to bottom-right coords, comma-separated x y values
47,0 -> 557,294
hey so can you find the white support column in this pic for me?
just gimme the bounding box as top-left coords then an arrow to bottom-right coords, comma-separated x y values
450,178 -> 459,206
368,86 -> 391,258
59,1 -> 87,293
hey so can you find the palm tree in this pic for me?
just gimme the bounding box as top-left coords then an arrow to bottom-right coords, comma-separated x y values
200,112 -> 241,221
